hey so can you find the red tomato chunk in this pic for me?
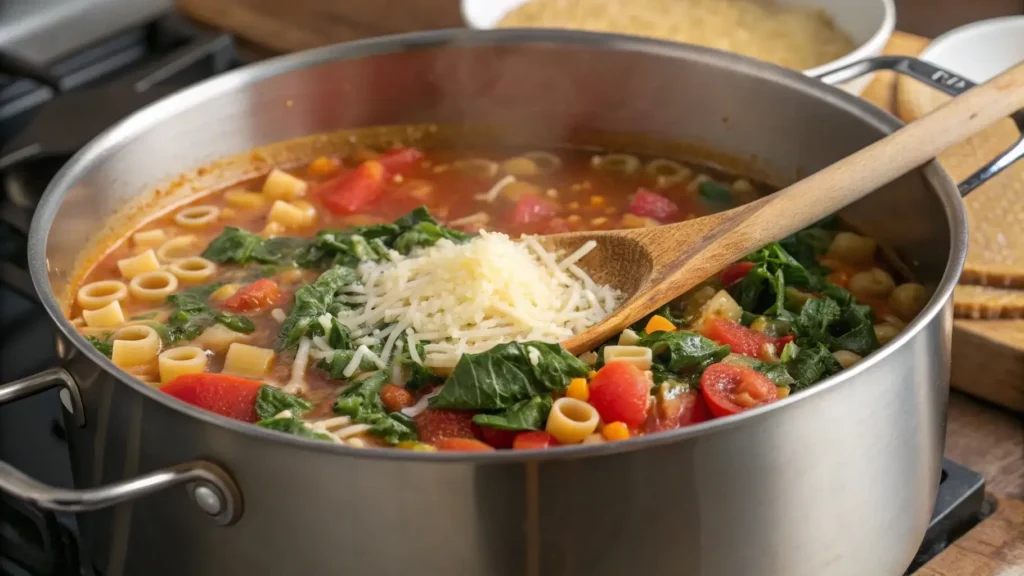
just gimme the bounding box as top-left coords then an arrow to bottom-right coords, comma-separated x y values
377,147 -> 424,175
222,279 -> 281,312
320,160 -> 386,215
161,374 -> 263,422
478,426 -> 519,449
720,261 -> 756,287
512,431 -> 559,450
435,438 -> 495,452
414,409 -> 478,444
629,188 -> 678,221
700,363 -> 778,417
702,318 -> 777,359
512,194 -> 558,225
588,361 -> 651,428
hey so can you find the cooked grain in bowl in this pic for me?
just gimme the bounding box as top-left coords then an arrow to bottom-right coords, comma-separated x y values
498,0 -> 857,71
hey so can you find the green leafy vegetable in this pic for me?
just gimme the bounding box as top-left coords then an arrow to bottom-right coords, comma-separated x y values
278,266 -> 358,349
430,342 -> 589,411
333,371 -> 417,444
256,416 -> 332,441
255,385 -> 313,420
318,347 -> 383,380
164,283 -> 255,343
399,341 -> 441,391
698,181 -> 732,203
86,334 -> 114,358
128,312 -> 158,321
201,227 -> 267,264
472,395 -> 553,431
637,330 -> 731,373
784,343 -> 841,391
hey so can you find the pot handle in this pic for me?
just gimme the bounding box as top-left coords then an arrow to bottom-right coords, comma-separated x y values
814,56 -> 1024,196
0,368 -> 243,526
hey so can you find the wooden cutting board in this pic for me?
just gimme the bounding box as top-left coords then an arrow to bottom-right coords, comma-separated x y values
860,32 -> 1024,413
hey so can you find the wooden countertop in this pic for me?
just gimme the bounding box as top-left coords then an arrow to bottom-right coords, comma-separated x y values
177,2 -> 1024,501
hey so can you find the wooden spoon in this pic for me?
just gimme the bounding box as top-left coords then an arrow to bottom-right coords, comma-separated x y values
555,60 -> 1024,355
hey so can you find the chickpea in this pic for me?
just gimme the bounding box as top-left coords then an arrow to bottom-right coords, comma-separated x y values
889,283 -> 929,322
848,267 -> 896,300
827,232 -> 877,265
731,179 -> 759,204
501,156 -> 539,177
874,323 -> 900,345
832,350 -> 862,369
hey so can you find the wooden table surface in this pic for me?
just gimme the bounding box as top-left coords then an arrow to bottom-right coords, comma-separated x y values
177,1 -> 1024,501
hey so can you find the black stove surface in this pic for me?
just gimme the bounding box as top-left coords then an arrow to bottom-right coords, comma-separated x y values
0,10 -> 996,576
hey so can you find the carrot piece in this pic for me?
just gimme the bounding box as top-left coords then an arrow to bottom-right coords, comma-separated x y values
645,315 -> 677,334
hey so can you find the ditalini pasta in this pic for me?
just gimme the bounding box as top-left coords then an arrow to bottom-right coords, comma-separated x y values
129,270 -> 179,302
159,346 -> 209,384
77,280 -> 127,310
545,397 -> 599,444
224,189 -> 267,210
168,256 -> 218,283
116,249 -> 162,279
68,141 -> 923,451
132,228 -> 167,250
262,168 -> 308,200
174,206 -> 220,229
223,343 -> 275,378
111,325 -> 161,368
156,235 -> 199,262
82,300 -> 125,328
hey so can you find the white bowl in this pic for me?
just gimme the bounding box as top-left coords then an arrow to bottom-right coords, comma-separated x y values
461,0 -> 895,94
919,16 -> 1024,83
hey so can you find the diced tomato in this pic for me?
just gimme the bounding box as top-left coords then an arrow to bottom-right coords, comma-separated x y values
650,389 -> 712,432
435,437 -> 495,452
700,363 -> 778,417
222,279 -> 280,312
377,147 -> 424,175
827,270 -> 851,288
512,431 -> 560,450
478,426 -> 519,449
776,334 -> 795,347
379,384 -> 415,413
414,409 -> 478,444
161,374 -> 263,422
545,217 -> 571,234
588,361 -> 651,428
678,392 -> 714,426
703,318 -> 777,358
629,188 -> 678,221
320,160 -> 386,215
512,194 -> 558,226
720,261 -> 756,287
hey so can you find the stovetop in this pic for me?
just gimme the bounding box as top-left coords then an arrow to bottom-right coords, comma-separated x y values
0,6 -> 995,576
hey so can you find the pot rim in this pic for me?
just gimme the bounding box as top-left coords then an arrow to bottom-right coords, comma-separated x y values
28,28 -> 967,462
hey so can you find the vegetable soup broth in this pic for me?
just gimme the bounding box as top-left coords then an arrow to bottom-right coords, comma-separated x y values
71,140 -> 929,451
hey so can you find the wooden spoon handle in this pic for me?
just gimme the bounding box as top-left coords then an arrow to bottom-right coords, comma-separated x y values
720,59 -> 1024,257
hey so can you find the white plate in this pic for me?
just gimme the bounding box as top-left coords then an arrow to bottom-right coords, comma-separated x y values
461,0 -> 895,93
919,16 -> 1024,83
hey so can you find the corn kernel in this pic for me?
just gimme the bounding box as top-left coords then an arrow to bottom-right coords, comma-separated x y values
397,441 -> 437,452
587,370 -> 598,379
566,378 -> 589,402
776,387 -> 791,399
645,315 -> 677,334
567,201 -> 580,210
589,195 -> 605,207
602,421 -> 630,442
567,214 -> 582,224
590,217 -> 608,226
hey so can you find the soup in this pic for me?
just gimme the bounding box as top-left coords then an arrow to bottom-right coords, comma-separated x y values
70,138 -> 929,451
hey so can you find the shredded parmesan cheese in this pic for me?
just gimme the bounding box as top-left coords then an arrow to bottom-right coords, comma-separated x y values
334,231 -> 619,368
474,175 -> 516,202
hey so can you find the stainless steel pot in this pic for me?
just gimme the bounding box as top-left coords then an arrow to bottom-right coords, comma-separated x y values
3,30 -> 1023,576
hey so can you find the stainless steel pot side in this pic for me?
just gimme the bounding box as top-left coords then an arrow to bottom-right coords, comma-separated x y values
3,29 -> 1024,576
